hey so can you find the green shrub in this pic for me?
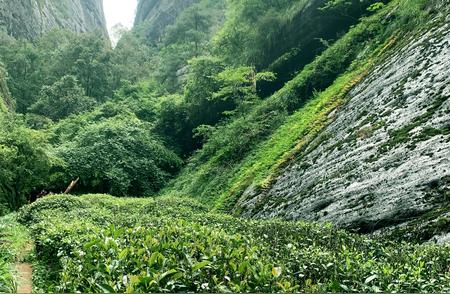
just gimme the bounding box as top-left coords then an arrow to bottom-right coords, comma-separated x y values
140,196 -> 209,218
28,75 -> 96,121
0,115 -> 53,213
17,195 -> 85,226
58,222 -> 292,293
55,117 -> 183,196
20,195 -> 450,293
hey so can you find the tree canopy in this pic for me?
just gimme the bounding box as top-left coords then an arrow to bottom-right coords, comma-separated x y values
29,75 -> 96,121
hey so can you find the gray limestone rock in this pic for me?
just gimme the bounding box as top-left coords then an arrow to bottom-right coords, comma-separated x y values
235,21 -> 450,240
134,0 -> 199,44
0,0 -> 107,40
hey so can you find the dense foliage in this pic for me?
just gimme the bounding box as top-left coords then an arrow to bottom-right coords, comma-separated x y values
135,0 -> 226,91
17,195 -> 450,293
0,115 -> 53,214
55,117 -> 182,196
0,26 -> 181,208
29,75 -> 96,121
0,30 -> 111,113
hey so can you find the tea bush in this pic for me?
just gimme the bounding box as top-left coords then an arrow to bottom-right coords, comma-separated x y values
18,195 -> 87,226
19,194 -> 450,293
59,222 -> 292,293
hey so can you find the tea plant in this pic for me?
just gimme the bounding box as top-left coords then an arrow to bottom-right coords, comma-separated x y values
18,194 -> 450,293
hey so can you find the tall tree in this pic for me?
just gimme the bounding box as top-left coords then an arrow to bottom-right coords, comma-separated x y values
0,115 -> 52,214
58,32 -> 113,101
29,75 -> 96,121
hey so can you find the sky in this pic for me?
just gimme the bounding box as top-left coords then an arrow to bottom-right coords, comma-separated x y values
103,0 -> 138,42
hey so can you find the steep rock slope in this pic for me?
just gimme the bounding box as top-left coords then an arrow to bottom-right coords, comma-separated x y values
134,0 -> 199,44
0,0 -> 107,40
236,19 -> 450,235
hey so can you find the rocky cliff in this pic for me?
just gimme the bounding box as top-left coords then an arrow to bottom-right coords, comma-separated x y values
0,0 -> 107,40
134,0 -> 199,44
236,17 -> 450,239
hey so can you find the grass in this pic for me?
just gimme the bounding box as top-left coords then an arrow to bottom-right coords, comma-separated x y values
214,61 -> 374,212
0,214 -> 32,293
16,194 -> 450,293
0,260 -> 14,293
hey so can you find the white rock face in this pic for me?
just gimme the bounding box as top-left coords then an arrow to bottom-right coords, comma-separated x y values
432,233 -> 450,245
236,22 -> 450,237
0,0 -> 107,40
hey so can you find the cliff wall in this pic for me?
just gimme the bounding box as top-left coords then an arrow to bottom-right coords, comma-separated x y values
0,0 -> 107,40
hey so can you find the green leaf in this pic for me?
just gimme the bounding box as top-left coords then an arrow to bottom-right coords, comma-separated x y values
365,274 -> 378,284
238,261 -> 248,274
149,252 -> 159,266
372,285 -> 382,293
97,283 -> 116,293
119,248 -> 129,259
217,285 -> 233,293
158,269 -> 178,282
192,260 -> 210,271
305,279 -> 313,287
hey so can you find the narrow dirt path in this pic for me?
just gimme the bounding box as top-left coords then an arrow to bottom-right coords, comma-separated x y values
14,243 -> 33,294
14,263 -> 32,294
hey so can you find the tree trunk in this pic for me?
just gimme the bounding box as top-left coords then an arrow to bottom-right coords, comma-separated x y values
64,177 -> 80,194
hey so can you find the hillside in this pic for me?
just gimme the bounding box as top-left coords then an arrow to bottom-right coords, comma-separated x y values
0,0 -> 449,292
236,22 -> 450,235
0,0 -> 107,40
164,0 -> 450,238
